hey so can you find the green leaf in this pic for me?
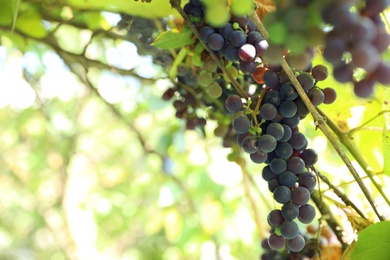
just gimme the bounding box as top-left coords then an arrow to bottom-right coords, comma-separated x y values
152,26 -> 194,49
15,7 -> 47,38
351,221 -> 390,260
11,0 -> 21,32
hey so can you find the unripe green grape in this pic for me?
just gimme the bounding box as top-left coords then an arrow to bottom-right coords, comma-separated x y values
198,71 -> 213,87
207,82 -> 223,98
223,66 -> 239,82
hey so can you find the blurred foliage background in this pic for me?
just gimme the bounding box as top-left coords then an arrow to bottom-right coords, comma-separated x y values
0,0 -> 390,259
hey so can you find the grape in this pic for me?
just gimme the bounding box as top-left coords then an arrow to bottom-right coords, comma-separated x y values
252,67 -> 267,84
198,71 -> 213,87
311,64 -> 328,81
225,45 -> 240,62
354,79 -> 375,98
291,186 -> 310,205
238,43 -> 256,62
263,70 -> 280,88
279,124 -> 292,142
287,234 -> 306,252
350,42 -> 380,72
296,98 -> 309,118
233,114 -> 251,134
375,62 -> 390,85
301,148 -> 318,166
267,209 -> 285,228
270,158 -> 287,175
323,87 -> 337,104
236,132 -> 252,146
250,149 -> 267,164
245,31 -> 262,45
207,81 -> 223,98
266,122 -> 285,141
268,178 -> 281,192
268,233 -> 286,250
349,17 -> 376,42
190,6 -> 203,17
332,62 -> 354,83
281,201 -> 299,221
275,142 -> 293,159
264,90 -> 282,107
199,26 -> 215,43
190,0 -> 202,7
218,23 -> 234,40
279,101 -> 298,118
260,103 -> 278,120
364,0 -> 390,16
254,39 -> 269,56
203,60 -> 218,72
298,172 -> 317,192
239,60 -> 257,74
308,88 -> 325,106
323,37 -> 346,65
282,114 -> 300,128
298,204 -> 316,224
229,30 -> 246,47
242,135 -> 259,154
288,157 -> 305,174
280,220 -> 299,239
278,171 -> 297,188
207,33 -> 225,51
263,44 -> 284,65
288,132 -> 307,150
162,88 -> 175,101
225,95 -> 243,113
285,51 -> 313,71
297,72 -> 315,90
258,134 -> 277,153
280,82 -> 299,101
373,27 -> 390,53
273,186 -> 292,204
262,165 -> 277,181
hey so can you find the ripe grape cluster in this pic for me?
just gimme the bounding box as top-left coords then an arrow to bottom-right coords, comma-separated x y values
225,64 -> 329,252
321,0 -> 390,97
261,223 -> 340,259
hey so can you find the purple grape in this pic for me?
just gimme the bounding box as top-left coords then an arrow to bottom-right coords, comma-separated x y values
225,95 -> 243,113
287,234 -> 306,252
291,186 -> 311,205
298,204 -> 316,224
268,233 -> 286,250
281,201 -> 299,221
280,220 -> 299,239
207,33 -> 225,51
267,209 -> 285,228
273,186 -> 292,204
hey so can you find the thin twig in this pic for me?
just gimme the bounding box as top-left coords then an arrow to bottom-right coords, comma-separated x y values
311,166 -> 367,219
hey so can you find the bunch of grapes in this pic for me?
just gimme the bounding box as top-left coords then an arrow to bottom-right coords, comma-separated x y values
224,63 -> 335,252
321,0 -> 390,97
261,224 -> 342,259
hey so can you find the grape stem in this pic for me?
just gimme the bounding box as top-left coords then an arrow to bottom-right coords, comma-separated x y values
250,10 -> 384,221
317,108 -> 390,208
310,166 -> 367,220
348,110 -> 390,136
170,0 -> 250,99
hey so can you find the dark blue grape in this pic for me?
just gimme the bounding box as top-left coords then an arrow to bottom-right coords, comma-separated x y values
280,220 -> 299,239
233,114 -> 251,134
301,148 -> 318,166
264,90 -> 282,107
225,46 -> 240,62
279,101 -> 298,118
288,132 -> 307,150
268,233 -> 286,250
279,124 -> 293,142
298,204 -> 316,224
278,171 -> 297,188
287,234 -> 305,252
242,135 -> 259,154
280,82 -> 299,101
258,134 -> 277,153
229,30 -> 246,47
266,122 -> 285,141
267,209 -> 285,228
281,201 -> 299,221
297,72 -> 315,90
225,95 -> 243,113
247,31 -> 264,44
208,33 -> 225,51
268,178 -> 281,192
218,23 -> 234,40
270,158 -> 287,174
288,157 -> 306,173
282,114 -> 300,128
273,186 -> 292,204
291,186 -> 310,205
298,172 -> 317,192
275,142 -> 293,159
260,103 -> 277,120
199,26 -> 215,43
250,149 -> 267,164
263,70 -> 280,89
262,165 -> 277,181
